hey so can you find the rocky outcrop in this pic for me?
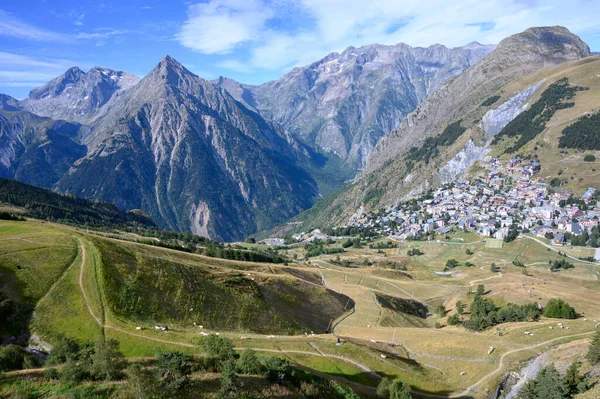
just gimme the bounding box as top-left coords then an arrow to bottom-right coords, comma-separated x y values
480,81 -> 543,139
21,66 -> 139,123
437,139 -> 489,184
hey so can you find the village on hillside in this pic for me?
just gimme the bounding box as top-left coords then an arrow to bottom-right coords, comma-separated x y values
320,157 -> 600,254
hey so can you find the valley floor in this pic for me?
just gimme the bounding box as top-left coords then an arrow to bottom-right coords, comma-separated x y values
1,220 -> 599,398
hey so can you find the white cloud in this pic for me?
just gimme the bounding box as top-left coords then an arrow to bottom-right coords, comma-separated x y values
0,52 -> 78,96
177,0 -> 274,54
216,59 -> 253,73
76,29 -> 130,39
0,9 -> 70,42
178,0 -> 600,76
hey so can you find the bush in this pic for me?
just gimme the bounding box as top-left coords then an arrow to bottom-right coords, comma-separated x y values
89,337 -> 125,381
155,350 -> 191,393
584,154 -> 596,162
0,345 -> 28,371
262,357 -> 294,384
447,314 -> 460,325
119,364 -> 163,399
588,330 -> 600,365
543,299 -> 577,319
46,337 -> 81,365
44,367 -> 60,380
377,378 -> 412,399
199,335 -> 235,368
237,349 -> 261,375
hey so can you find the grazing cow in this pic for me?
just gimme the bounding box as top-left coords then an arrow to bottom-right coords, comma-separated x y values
155,326 -> 161,330
136,327 -> 142,331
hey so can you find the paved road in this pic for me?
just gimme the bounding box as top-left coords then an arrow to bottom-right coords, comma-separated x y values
523,235 -> 597,265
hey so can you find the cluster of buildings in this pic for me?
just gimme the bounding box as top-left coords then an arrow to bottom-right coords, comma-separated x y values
340,157 -> 599,246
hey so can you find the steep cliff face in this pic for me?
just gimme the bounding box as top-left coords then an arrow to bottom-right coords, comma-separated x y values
21,66 -> 140,123
55,56 -> 318,241
0,107 -> 85,188
218,42 -> 494,169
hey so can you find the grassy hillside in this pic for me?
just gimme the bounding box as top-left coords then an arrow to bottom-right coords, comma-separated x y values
0,220 -> 352,348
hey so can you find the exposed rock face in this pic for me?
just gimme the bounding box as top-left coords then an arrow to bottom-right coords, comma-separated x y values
480,81 -> 543,138
54,56 -> 318,241
0,109 -> 85,188
436,139 -> 489,184
367,26 -> 590,174
21,66 -> 140,123
218,42 -> 494,169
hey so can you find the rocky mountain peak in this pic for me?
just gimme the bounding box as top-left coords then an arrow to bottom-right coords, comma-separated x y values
28,66 -> 84,100
0,94 -> 20,111
21,65 -> 140,123
494,26 -> 590,63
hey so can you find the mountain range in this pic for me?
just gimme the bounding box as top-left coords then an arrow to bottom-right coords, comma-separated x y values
0,26 -> 593,241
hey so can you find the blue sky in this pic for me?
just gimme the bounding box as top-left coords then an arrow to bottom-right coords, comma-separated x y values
1,0 -> 599,99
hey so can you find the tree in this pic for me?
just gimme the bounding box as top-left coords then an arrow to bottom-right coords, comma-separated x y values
377,377 -> 392,398
388,380 -> 412,399
445,259 -> 459,269
155,350 -> 191,393
476,284 -> 485,297
0,345 -> 31,372
262,357 -> 293,384
518,364 -> 570,399
237,348 -> 261,375
200,334 -> 235,368
447,314 -> 460,325
584,154 -> 596,162
118,364 -> 163,399
588,329 -> 600,365
456,301 -> 465,315
490,263 -> 497,273
563,361 -> 587,396
46,337 -> 80,365
435,304 -> 446,316
90,337 -> 125,381
218,359 -> 239,399
543,299 -> 577,319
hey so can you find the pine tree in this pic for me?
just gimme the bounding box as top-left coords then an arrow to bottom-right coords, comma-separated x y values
588,329 -> 600,365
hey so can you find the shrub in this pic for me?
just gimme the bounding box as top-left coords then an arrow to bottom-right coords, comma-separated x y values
0,345 -> 28,371
119,364 -> 163,399
155,350 -> 191,393
584,154 -> 596,162
46,337 -> 81,365
199,335 -> 235,368
447,314 -> 460,325
543,299 -> 577,319
44,367 -> 60,380
237,349 -> 261,375
89,337 -> 125,381
262,357 -> 294,384
588,330 -> 600,365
